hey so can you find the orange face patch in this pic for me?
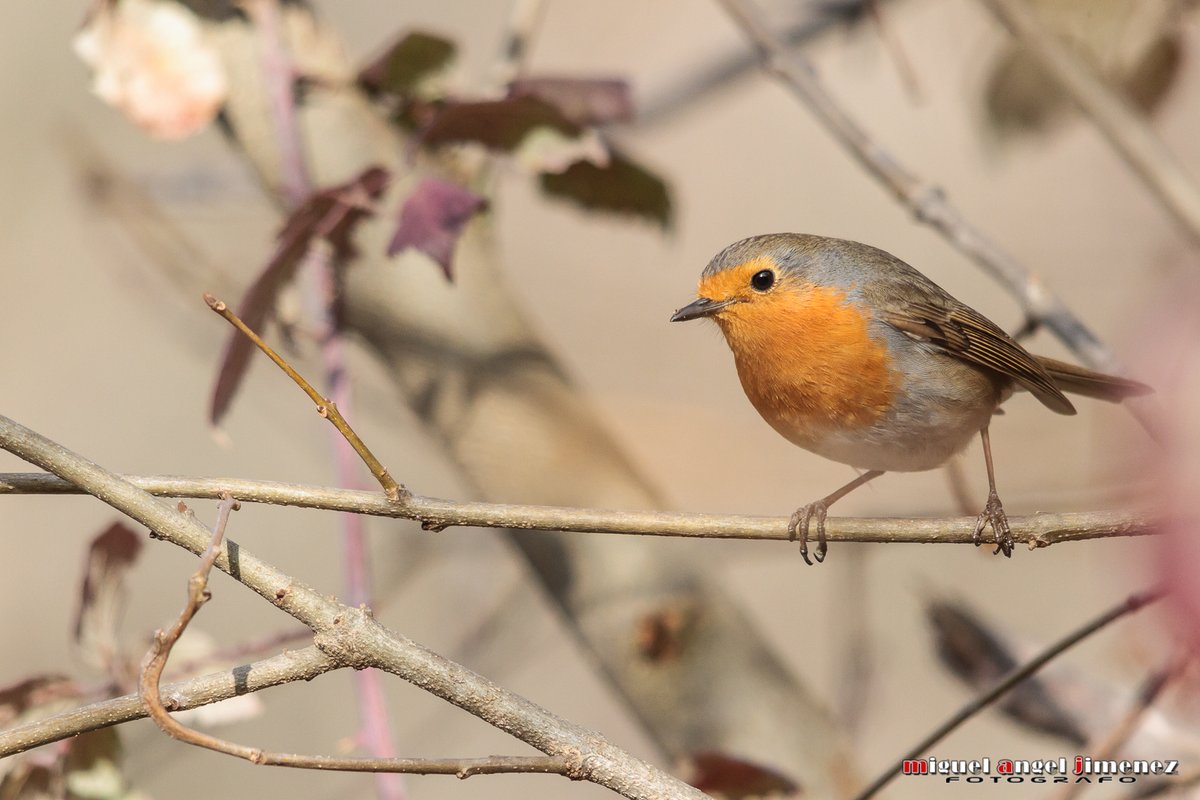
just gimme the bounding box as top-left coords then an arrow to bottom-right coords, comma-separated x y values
696,257 -> 777,306
700,268 -> 896,440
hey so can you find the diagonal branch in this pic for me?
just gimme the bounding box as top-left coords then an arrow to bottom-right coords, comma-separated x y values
134,493 -> 575,780
0,413 -> 709,800
979,0 -> 1200,245
204,293 -> 404,502
852,588 -> 1166,800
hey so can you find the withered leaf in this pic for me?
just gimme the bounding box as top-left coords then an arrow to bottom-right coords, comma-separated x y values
209,165 -> 391,424
687,751 -> 801,799
927,598 -> 1088,744
508,76 -> 634,127
0,675 -> 80,728
387,177 -> 487,281
358,31 -> 456,98
420,95 -> 581,152
538,147 -> 672,229
74,522 -> 143,671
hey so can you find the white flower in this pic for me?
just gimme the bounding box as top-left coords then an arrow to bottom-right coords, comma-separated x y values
73,0 -> 227,139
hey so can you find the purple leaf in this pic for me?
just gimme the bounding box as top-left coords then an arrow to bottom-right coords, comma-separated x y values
387,177 -> 487,280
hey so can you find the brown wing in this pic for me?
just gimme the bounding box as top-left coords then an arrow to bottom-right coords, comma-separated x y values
883,300 -> 1076,415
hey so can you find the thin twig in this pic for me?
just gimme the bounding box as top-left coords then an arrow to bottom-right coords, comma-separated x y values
851,588 -> 1166,800
140,494 -> 242,752
0,471 -> 1154,546
239,2 -> 404,790
138,512 -> 573,778
0,414 -> 709,800
1052,651 -> 1191,800
203,293 -> 404,502
715,0 -> 1160,439
979,0 -> 1200,245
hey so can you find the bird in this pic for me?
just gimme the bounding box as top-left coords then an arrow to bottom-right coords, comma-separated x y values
670,233 -> 1150,564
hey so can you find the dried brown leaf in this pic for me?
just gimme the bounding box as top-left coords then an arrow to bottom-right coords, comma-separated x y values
73,523 -> 142,671
0,675 -> 81,728
686,751 -> 801,799
927,598 -> 1088,743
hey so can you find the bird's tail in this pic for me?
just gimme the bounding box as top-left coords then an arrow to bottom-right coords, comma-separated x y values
1035,356 -> 1152,403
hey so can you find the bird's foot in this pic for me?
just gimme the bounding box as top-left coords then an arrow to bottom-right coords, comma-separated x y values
972,490 -> 1013,557
788,501 -> 829,565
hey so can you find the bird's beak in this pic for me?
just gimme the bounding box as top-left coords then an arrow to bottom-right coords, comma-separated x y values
670,297 -> 738,322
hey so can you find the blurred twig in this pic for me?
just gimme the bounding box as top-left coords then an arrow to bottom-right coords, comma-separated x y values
980,0 -> 1200,247
637,1 -> 873,127
852,588 -> 1167,800
1052,651 -> 1191,800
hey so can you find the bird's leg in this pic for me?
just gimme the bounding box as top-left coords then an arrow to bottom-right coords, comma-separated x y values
789,470 -> 884,565
973,425 -> 1013,557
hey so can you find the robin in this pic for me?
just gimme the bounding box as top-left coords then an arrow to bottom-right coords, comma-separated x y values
671,234 -> 1150,564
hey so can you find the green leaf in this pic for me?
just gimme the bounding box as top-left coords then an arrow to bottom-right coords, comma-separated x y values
538,148 -> 672,230
359,31 -> 456,98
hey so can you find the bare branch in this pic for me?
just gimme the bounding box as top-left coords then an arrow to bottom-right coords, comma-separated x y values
0,471 -> 1156,547
852,588 -> 1166,800
0,646 -> 337,758
135,501 -> 575,779
980,0 -> 1200,245
0,413 -> 708,800
204,293 -> 405,502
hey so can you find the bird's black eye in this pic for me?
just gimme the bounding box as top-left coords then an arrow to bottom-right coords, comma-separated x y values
750,269 -> 775,292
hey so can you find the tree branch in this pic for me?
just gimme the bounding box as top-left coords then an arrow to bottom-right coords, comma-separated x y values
0,645 -> 337,758
979,0 -> 1200,246
204,293 -> 404,502
0,413 -> 709,800
0,472 -> 1153,546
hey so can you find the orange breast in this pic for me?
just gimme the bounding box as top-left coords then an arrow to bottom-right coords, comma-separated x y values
714,284 -> 897,444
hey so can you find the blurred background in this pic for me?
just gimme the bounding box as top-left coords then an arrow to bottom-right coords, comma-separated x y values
1,1 -> 1197,798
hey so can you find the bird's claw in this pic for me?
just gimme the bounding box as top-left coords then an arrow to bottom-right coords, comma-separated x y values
788,502 -> 829,565
972,490 -> 1013,557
